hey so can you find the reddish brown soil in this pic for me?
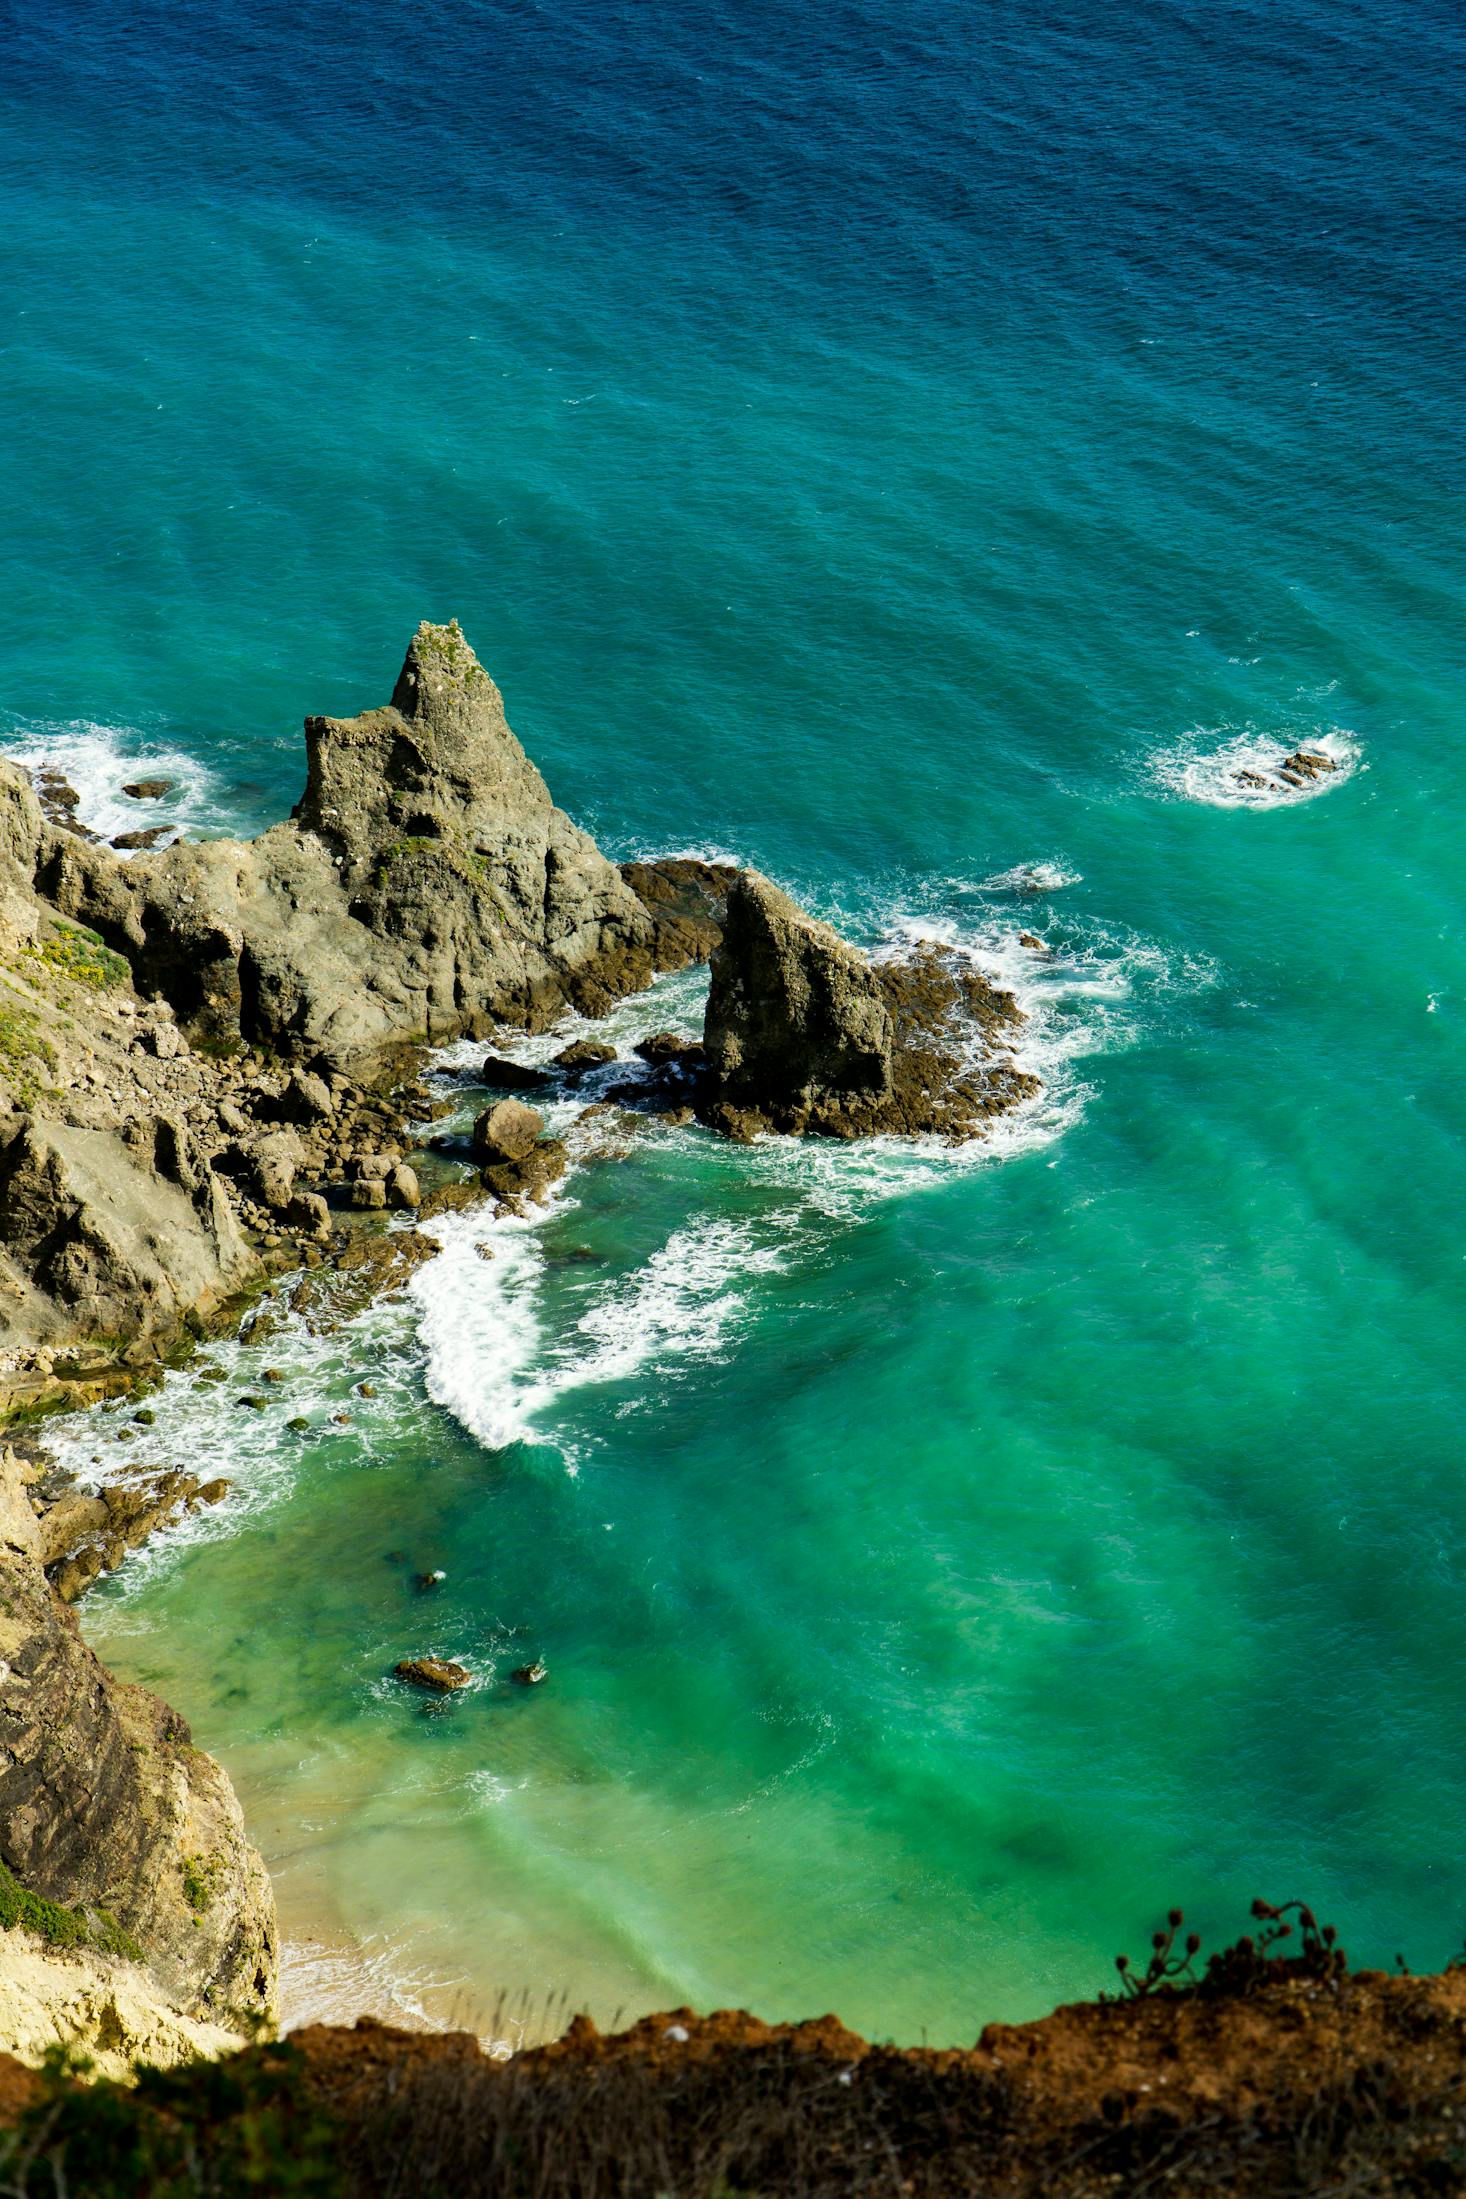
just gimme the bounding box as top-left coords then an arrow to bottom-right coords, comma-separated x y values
5,1967 -> 1466,2192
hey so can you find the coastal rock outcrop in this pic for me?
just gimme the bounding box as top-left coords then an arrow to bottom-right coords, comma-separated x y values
5,622 -> 671,1074
0,1447 -> 277,2036
698,871 -> 1040,1140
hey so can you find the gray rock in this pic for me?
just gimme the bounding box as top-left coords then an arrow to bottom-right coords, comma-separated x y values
285,1189 -> 331,1239
0,1116 -> 256,1347
702,873 -> 892,1130
280,1069 -> 334,1122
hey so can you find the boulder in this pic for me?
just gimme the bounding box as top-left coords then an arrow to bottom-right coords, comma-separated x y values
472,1099 -> 544,1164
634,1031 -> 702,1068
387,1163 -> 420,1210
279,1069 -> 334,1122
553,1040 -> 616,1075
480,1139 -> 567,1204
110,827 -> 172,852
245,1128 -> 303,1210
121,779 -> 174,800
286,1189 -> 331,1240
394,1657 -> 470,1694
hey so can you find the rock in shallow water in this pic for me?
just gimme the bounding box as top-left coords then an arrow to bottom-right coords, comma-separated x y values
395,1657 -> 470,1694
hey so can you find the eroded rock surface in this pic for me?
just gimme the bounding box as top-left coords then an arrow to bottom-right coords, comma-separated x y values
0,1447 -> 277,2035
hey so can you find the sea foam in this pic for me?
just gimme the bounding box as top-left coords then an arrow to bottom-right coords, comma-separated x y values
0,716 -> 242,850
1151,726 -> 1360,809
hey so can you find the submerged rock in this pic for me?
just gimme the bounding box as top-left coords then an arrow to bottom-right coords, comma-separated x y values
553,1040 -> 616,1076
479,1054 -> 551,1091
511,1661 -> 548,1686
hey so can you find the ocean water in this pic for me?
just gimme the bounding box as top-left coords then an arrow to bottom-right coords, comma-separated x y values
5,0 -> 1466,2041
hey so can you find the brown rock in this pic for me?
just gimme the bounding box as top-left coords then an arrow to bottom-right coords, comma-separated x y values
387,1163 -> 421,1210
472,1099 -> 544,1163
480,1054 -> 552,1091
620,856 -> 737,971
121,778 -> 174,800
394,1657 -> 470,1694
552,1040 -> 616,1075
110,827 -> 173,852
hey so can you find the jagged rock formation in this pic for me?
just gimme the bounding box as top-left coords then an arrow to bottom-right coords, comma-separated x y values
0,624 -> 721,1377
0,1448 -> 277,2038
13,622 -> 657,1068
699,871 -> 1041,1140
618,857 -> 736,971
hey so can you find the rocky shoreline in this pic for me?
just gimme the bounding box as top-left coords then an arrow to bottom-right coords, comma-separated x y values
0,619 -> 1047,2069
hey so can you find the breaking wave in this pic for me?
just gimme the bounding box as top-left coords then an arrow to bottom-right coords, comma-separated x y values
1151,725 -> 1361,809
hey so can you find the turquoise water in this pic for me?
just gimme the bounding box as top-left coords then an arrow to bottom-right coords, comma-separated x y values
6,0 -> 1466,2038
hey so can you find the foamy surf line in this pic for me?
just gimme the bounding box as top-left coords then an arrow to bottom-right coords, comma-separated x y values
1,714 -> 245,849
411,1199 -> 789,1460
1151,726 -> 1360,809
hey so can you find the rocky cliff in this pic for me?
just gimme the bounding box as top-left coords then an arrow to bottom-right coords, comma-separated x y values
0,1447 -> 277,2042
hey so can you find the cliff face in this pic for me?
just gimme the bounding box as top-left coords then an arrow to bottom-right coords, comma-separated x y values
0,1448 -> 277,2038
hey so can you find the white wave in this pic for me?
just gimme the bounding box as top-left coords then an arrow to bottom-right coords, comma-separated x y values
0,716 -> 240,851
412,1205 -> 785,1454
279,1932 -> 469,2037
558,1219 -> 784,1391
412,1207 -> 554,1452
1151,725 -> 1360,809
977,859 -> 1082,894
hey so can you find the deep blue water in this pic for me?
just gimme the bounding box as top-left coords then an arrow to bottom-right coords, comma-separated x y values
6,0 -> 1466,2039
